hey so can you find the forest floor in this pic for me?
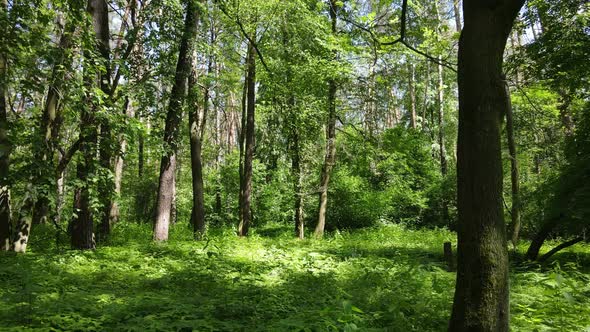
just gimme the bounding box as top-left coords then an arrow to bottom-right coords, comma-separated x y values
1,223 -> 589,331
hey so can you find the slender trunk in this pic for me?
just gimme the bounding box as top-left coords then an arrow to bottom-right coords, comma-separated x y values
291,130 -> 304,239
153,0 -> 199,241
238,40 -> 256,237
449,1 -> 524,330
238,67 -> 247,230
108,98 -> 133,225
505,84 -> 521,248
409,62 -> 417,129
315,0 -> 338,238
188,48 -> 206,239
435,1 -> 449,224
0,0 -> 10,250
538,236 -> 585,262
138,115 -> 145,177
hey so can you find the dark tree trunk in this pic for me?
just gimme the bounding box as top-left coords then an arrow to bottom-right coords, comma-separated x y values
71,0 -> 111,250
153,0 -> 199,241
238,40 -> 256,237
315,0 -> 338,238
449,1 -> 525,331
188,43 -> 207,239
0,0 -> 10,250
538,236 -> 585,263
525,217 -> 560,261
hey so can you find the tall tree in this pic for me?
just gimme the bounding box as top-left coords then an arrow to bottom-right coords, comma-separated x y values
188,12 -> 208,238
0,0 -> 10,251
449,0 -> 525,330
314,0 -> 338,238
238,40 -> 256,237
70,0 -> 111,250
32,14 -> 76,226
153,0 -> 199,241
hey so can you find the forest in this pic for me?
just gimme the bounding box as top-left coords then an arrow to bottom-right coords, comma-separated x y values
1,0 -> 589,330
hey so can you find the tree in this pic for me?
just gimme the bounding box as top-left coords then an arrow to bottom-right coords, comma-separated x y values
238,40 -> 256,237
314,0 -> 339,238
449,0 -> 525,330
0,0 -> 10,251
153,0 -> 200,241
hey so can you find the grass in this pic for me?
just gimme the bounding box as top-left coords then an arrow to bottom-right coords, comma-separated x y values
1,222 -> 589,331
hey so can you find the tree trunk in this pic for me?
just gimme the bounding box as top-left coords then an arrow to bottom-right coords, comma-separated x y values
238,40 -> 256,237
0,0 -> 10,250
434,1 -> 449,225
453,0 -> 462,32
525,217 -> 560,261
409,62 -> 417,129
71,0 -> 111,250
33,16 -> 76,226
188,38 -> 207,238
449,1 -> 524,331
314,0 -> 338,238
108,98 -> 134,225
505,83 -> 521,248
538,236 -> 585,263
153,0 -> 199,241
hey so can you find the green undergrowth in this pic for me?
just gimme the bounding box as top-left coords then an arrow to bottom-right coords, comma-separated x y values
1,223 -> 589,331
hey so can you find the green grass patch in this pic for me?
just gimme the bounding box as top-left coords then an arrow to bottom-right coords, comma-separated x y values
1,223 -> 589,331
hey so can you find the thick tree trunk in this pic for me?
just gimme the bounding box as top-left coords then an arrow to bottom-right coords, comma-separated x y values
153,0 -> 199,241
0,0 -> 10,250
449,1 -> 524,331
315,0 -> 338,238
505,84 -> 521,248
238,41 -> 256,237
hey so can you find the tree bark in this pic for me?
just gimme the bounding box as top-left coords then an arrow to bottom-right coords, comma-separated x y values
153,0 -> 199,241
314,0 -> 338,238
449,1 -> 524,331
0,0 -> 11,250
238,40 -> 256,237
